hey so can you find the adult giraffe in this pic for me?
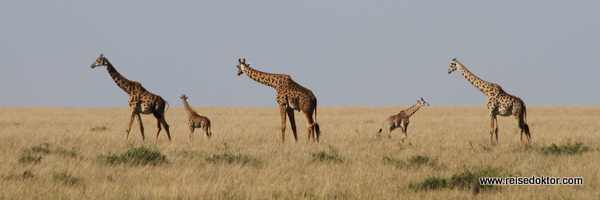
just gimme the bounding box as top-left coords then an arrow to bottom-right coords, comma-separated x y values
236,58 -> 320,143
448,58 -> 530,144
91,54 -> 171,141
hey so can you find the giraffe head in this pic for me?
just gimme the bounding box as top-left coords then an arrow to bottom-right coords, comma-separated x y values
417,97 -> 430,107
180,94 -> 189,100
447,58 -> 460,74
236,58 -> 250,76
91,54 -> 109,68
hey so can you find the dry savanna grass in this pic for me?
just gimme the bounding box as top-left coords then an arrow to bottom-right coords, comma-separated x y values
1,106 -> 599,199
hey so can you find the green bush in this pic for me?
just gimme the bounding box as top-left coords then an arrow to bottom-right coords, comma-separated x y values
102,146 -> 168,166
409,177 -> 448,190
19,153 -> 42,164
56,148 -> 78,158
382,156 -> 404,167
511,143 -> 536,153
53,171 -> 82,186
540,142 -> 590,155
408,155 -> 435,166
5,169 -> 35,180
91,126 -> 109,131
19,144 -> 51,164
30,145 -> 51,154
450,165 -> 503,192
311,146 -> 343,163
409,165 -> 506,194
21,170 -> 35,179
383,155 -> 437,168
206,152 -> 263,167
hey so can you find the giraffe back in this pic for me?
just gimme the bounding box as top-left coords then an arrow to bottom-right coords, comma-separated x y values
278,79 -> 317,111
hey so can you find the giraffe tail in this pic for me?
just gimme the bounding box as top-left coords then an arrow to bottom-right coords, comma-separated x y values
208,123 -> 212,138
519,105 -> 531,139
378,121 -> 385,133
164,100 -> 170,114
314,106 -> 321,140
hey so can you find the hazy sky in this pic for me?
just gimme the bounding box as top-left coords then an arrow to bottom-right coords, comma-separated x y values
1,1 -> 599,107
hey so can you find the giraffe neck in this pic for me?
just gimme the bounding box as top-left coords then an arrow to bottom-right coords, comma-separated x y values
103,61 -> 137,94
242,65 -> 288,89
182,99 -> 198,116
456,63 -> 496,96
402,102 -> 423,118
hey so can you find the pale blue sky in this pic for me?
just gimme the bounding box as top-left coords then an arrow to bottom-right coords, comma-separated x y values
1,1 -> 599,107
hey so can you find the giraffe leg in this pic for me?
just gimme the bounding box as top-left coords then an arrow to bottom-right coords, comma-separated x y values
206,121 -> 212,139
189,126 -> 195,140
153,116 -> 162,141
160,116 -> 171,142
401,123 -> 409,143
204,124 -> 210,139
523,124 -> 531,143
279,104 -> 287,143
516,113 -> 531,144
286,108 -> 299,142
200,122 -> 206,139
136,113 -> 145,140
125,112 -> 137,140
495,119 -> 499,142
302,109 -> 316,142
520,129 -> 524,143
153,112 -> 170,142
489,115 -> 498,144
516,116 -> 523,143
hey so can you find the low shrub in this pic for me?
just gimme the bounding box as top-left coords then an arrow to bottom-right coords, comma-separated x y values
539,142 -> 590,155
206,152 -> 263,167
91,126 -> 109,131
102,146 -> 168,166
383,155 -> 437,168
53,171 -> 83,186
409,177 -> 448,190
410,165 -> 507,194
4,169 -> 35,180
56,148 -> 79,158
311,146 -> 343,163
19,144 -> 51,164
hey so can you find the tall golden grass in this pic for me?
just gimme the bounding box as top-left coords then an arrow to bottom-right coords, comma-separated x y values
0,106 -> 598,199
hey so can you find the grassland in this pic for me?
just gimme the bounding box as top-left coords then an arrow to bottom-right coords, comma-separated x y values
1,106 -> 599,199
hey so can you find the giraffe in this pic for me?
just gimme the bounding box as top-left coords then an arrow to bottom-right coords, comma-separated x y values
378,98 -> 429,143
90,54 -> 171,141
447,58 -> 530,144
180,94 -> 212,140
236,58 -> 320,143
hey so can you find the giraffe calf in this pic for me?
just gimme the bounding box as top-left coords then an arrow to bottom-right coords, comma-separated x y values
187,115 -> 212,140
378,98 -> 429,143
181,95 -> 212,140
